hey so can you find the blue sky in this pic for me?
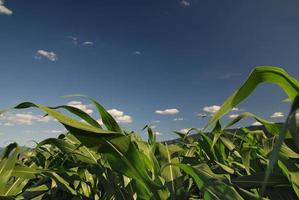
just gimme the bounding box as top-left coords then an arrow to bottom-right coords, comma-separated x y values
1,0 -> 299,146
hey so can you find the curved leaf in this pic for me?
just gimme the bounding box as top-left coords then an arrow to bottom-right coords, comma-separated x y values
207,66 -> 299,128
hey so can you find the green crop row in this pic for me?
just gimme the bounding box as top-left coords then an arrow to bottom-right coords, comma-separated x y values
0,66 -> 298,199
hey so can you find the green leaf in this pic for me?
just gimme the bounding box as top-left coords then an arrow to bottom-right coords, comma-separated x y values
261,95 -> 299,197
225,112 -> 293,139
172,163 -> 244,200
207,66 -> 299,128
0,143 -> 18,195
5,102 -> 118,135
63,94 -> 122,133
232,172 -> 289,189
51,105 -> 102,128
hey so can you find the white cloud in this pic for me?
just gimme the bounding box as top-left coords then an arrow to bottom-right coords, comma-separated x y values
82,41 -> 94,46
232,107 -> 240,111
66,36 -> 78,45
108,109 -> 133,124
229,114 -> 239,119
67,101 -> 93,115
0,0 -> 13,15
37,116 -> 52,122
180,0 -> 190,7
36,50 -> 58,61
271,112 -> 284,118
134,51 -> 141,55
252,121 -> 262,126
282,98 -> 292,103
96,119 -> 103,125
98,109 -> 133,124
24,129 -> 65,134
112,114 -> 132,124
180,128 -> 191,134
0,112 -> 53,126
202,105 -> 241,114
48,130 -> 64,134
195,113 -> 207,118
151,120 -> 160,123
155,108 -> 179,115
203,105 -> 220,114
173,118 -> 183,121
4,122 -> 13,126
107,109 -> 123,117
155,131 -> 161,135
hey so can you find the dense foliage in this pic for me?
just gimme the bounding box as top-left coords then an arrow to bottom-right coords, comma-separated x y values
0,66 -> 298,200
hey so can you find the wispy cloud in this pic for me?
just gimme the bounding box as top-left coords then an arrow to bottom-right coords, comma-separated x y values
218,73 -> 242,80
151,120 -> 160,123
3,122 -> 13,126
82,41 -> 94,46
195,113 -> 208,118
0,112 -> 52,126
66,36 -> 94,46
66,36 -> 78,45
155,108 -> 179,115
35,50 -> 58,61
173,118 -> 183,121
271,112 -> 284,118
0,0 -> 13,15
24,129 -> 65,134
282,98 -> 292,103
232,107 -> 241,111
134,51 -> 141,55
67,101 -> 93,115
180,0 -> 190,7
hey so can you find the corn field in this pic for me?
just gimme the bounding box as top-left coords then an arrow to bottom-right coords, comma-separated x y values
0,66 -> 298,200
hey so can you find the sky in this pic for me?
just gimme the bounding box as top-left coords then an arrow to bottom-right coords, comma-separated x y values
1,0 -> 299,146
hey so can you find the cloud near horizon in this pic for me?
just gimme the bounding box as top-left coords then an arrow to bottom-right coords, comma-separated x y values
24,129 -> 65,134
252,121 -> 262,126
0,112 -> 52,126
180,128 -> 191,134
271,112 -> 284,118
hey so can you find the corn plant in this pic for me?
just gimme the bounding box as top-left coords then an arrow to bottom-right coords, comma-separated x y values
0,66 -> 298,200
